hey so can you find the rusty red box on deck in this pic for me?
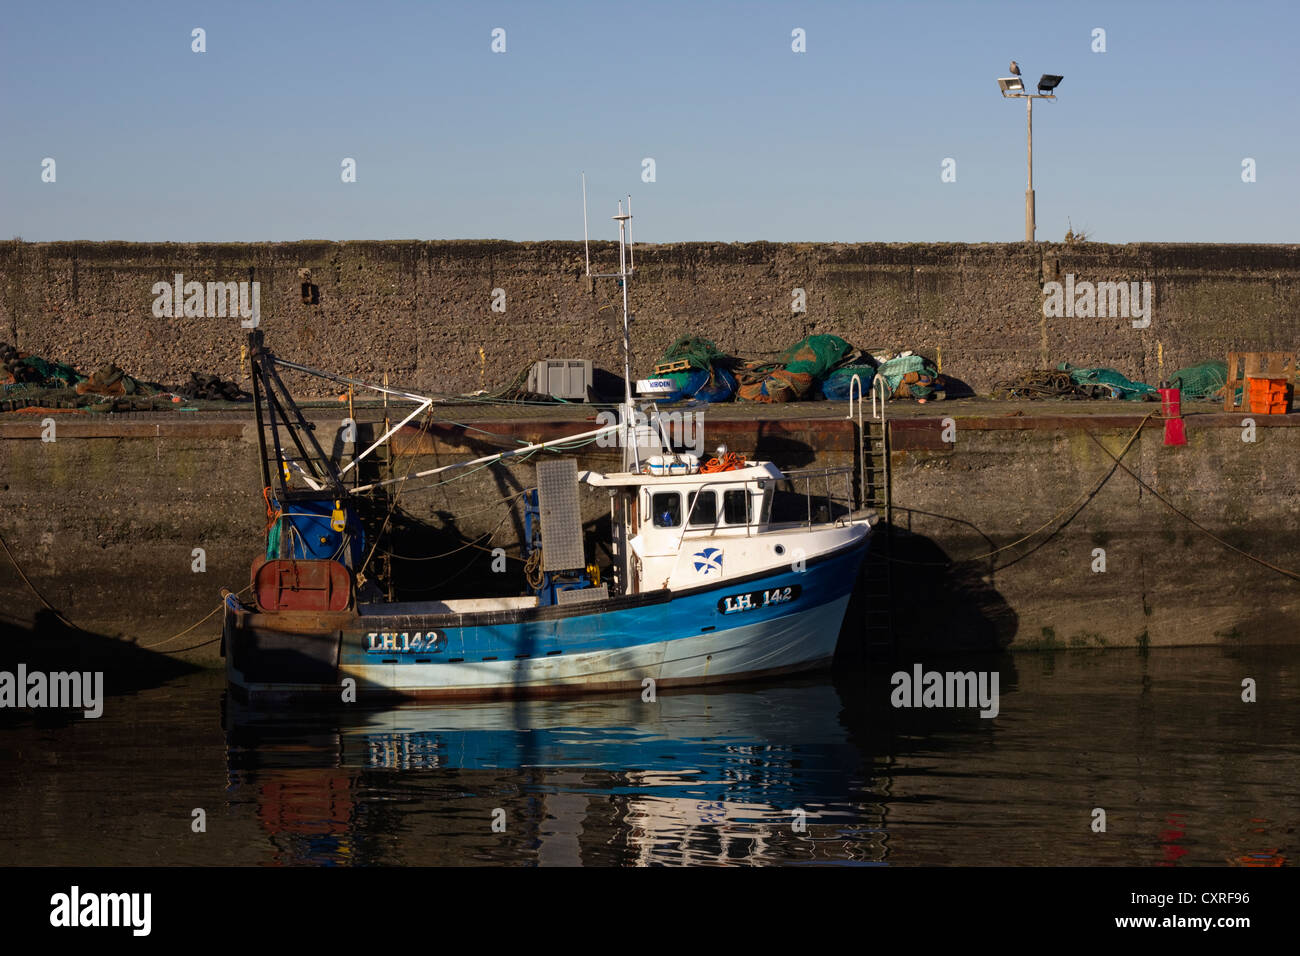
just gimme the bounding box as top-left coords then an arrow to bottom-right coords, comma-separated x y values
251,557 -> 352,612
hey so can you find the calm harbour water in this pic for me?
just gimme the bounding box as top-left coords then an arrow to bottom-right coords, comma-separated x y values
1,645 -> 1295,866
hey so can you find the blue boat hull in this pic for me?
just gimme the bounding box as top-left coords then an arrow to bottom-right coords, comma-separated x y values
225,536 -> 868,703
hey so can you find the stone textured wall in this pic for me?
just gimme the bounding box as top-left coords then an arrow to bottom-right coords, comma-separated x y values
2,240 -> 1297,396
886,414 -> 1300,656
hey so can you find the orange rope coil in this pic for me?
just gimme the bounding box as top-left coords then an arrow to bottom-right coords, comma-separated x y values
700,452 -> 745,473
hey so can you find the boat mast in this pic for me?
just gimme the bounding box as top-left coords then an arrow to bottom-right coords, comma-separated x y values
583,173 -> 638,472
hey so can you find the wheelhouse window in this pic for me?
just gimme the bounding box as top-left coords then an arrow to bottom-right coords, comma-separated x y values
688,490 -> 717,527
652,492 -> 682,528
722,488 -> 751,525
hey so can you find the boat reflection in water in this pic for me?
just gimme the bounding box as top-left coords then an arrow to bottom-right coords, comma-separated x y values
223,678 -> 890,866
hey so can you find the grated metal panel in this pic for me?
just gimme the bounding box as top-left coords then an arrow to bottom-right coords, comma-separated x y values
537,458 -> 585,571
556,585 -> 609,605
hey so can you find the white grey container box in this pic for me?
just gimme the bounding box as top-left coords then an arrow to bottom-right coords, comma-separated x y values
527,359 -> 592,401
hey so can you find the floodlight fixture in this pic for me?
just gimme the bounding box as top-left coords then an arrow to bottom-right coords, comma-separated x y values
998,63 -> 1064,242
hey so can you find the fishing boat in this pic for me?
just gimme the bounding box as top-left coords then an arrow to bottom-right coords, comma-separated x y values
222,194 -> 878,703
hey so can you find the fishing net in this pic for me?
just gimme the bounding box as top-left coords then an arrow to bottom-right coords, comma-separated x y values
18,356 -> 83,387
821,362 -> 879,401
737,335 -> 854,403
877,354 -> 927,393
1059,363 -> 1157,401
1,342 -> 85,387
652,336 -> 738,402
656,336 -> 727,371
660,366 -> 738,403
872,353 -> 943,399
267,499 -> 365,566
1169,360 -> 1228,400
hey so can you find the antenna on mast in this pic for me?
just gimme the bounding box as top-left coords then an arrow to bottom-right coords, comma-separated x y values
626,195 -> 634,272
580,175 -> 640,471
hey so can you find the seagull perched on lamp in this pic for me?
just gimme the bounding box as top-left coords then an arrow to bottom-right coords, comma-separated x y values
1009,60 -> 1021,76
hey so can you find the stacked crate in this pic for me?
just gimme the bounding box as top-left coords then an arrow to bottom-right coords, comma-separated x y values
1224,352 -> 1294,415
1247,377 -> 1289,415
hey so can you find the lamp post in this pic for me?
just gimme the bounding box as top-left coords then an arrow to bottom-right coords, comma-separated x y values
998,70 -> 1063,242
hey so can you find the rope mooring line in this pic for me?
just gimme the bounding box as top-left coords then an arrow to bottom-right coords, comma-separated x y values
0,524 -> 252,648
134,585 -> 252,650
1081,428 -> 1300,582
887,411 -> 1157,567
0,528 -> 79,630
884,412 -> 1298,583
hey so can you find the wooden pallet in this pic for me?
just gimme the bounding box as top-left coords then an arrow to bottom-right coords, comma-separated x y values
1224,351 -> 1296,413
651,358 -> 693,375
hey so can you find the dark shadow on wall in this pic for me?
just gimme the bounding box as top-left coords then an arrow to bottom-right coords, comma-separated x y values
591,367 -> 625,402
752,421 -> 819,468
377,503 -> 617,602
379,504 -> 525,600
835,524 -> 1019,670
935,375 -> 977,399
0,609 -> 201,729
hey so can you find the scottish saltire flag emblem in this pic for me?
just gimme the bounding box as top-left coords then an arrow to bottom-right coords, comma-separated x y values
693,547 -> 723,575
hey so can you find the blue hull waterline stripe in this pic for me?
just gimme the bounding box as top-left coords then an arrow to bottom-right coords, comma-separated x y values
339,542 -> 865,668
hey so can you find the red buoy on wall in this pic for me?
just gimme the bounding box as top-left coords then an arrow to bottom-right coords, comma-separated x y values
1159,383 -> 1187,446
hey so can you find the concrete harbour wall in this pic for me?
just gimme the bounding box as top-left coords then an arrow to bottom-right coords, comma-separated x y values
1,408 -> 1296,664
2,240 -> 1298,397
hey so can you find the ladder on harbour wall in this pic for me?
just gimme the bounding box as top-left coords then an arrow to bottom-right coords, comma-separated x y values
849,375 -> 894,652
378,377 -> 396,601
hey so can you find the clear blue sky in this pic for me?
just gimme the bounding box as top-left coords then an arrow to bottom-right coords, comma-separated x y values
2,0 -> 1295,243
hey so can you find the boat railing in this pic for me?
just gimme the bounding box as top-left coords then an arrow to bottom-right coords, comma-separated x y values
661,466 -> 858,542
781,465 -> 858,530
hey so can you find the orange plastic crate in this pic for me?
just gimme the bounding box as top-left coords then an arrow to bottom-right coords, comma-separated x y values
1247,377 -> 1289,414
1226,353 -> 1296,412
1248,377 -> 1285,395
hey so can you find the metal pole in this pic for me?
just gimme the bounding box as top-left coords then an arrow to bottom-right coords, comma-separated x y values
619,216 -> 632,412
582,173 -> 590,274
346,386 -> 355,488
1025,95 -> 1035,243
382,370 -> 393,601
617,206 -> 639,474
